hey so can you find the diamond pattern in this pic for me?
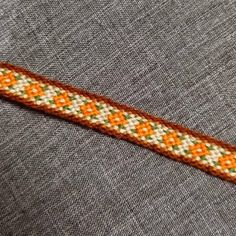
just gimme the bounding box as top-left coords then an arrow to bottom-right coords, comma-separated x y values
0,67 -> 235,180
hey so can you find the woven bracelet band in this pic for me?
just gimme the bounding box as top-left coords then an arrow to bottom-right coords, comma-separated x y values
0,62 -> 236,184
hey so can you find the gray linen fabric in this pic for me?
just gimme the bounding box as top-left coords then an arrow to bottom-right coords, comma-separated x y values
0,0 -> 236,235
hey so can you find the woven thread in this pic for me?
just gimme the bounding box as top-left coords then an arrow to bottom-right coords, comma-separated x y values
0,62 -> 236,184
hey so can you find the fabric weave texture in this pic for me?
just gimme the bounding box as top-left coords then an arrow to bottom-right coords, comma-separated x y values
0,0 -> 236,235
1,64 -> 236,183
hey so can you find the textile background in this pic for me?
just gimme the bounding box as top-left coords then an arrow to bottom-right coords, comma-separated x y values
0,0 -> 236,235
